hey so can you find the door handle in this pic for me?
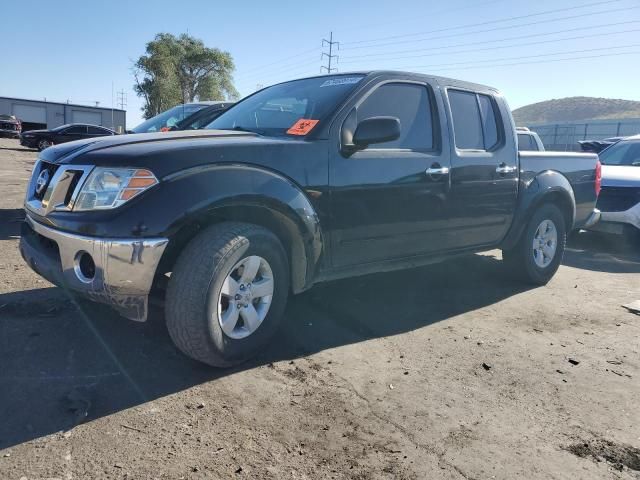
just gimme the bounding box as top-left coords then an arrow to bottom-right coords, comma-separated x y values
496,163 -> 517,174
425,165 -> 450,179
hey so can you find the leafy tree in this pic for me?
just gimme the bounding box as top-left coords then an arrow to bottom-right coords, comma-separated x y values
134,33 -> 238,119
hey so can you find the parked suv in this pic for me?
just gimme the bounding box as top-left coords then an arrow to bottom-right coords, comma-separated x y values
20,72 -> 601,367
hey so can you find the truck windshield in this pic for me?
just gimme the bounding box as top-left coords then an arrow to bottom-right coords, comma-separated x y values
599,139 -> 640,166
206,75 -> 365,137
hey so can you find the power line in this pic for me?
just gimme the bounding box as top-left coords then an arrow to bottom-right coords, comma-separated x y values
420,50 -> 640,73
392,43 -> 640,70
236,58 -> 321,85
337,0 -> 508,33
339,20 -> 640,62
340,4 -> 639,51
321,32 -> 339,73
341,0 -> 623,46
235,46 -> 321,77
340,25 -> 640,65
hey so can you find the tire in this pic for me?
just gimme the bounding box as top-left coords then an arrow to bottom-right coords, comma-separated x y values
165,222 -> 289,367
37,139 -> 53,151
502,203 -> 567,285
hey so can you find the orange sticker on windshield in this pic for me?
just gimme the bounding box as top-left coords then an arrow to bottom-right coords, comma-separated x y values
287,119 -> 319,136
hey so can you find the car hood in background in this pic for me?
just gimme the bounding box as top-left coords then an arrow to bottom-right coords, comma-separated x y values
601,165 -> 640,187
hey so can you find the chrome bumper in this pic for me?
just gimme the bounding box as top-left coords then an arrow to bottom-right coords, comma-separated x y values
19,215 -> 168,321
582,208 -> 602,229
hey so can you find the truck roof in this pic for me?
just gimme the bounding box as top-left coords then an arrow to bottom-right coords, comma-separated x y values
285,70 -> 500,94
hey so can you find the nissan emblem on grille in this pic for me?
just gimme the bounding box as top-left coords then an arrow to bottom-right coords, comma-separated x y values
35,169 -> 50,196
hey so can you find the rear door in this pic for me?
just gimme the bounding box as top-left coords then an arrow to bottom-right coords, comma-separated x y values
329,78 -> 452,267
443,88 -> 518,249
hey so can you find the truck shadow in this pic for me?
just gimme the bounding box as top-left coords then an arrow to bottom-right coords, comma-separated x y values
0,252 -> 530,450
0,208 -> 25,240
564,231 -> 640,274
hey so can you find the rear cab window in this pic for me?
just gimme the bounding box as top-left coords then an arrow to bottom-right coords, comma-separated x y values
448,89 -> 501,151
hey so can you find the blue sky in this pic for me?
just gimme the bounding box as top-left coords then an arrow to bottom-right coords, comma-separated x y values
3,0 -> 639,127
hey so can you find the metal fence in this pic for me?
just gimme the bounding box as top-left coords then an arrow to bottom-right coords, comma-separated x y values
525,118 -> 640,151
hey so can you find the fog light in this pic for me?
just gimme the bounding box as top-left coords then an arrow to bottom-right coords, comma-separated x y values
74,251 -> 95,282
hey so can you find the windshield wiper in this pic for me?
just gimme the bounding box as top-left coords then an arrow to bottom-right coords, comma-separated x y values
223,126 -> 265,135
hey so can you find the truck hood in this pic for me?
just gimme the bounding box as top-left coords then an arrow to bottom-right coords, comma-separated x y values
601,165 -> 640,187
39,128 -> 317,179
40,129 -> 259,164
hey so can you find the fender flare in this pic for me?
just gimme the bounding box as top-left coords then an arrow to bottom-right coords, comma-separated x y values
501,170 -> 576,250
159,163 -> 324,292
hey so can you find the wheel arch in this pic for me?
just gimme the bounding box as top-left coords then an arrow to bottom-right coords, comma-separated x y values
502,170 -> 576,250
155,165 -> 324,294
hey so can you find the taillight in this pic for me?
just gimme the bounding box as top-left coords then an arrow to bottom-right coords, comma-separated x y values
595,160 -> 602,197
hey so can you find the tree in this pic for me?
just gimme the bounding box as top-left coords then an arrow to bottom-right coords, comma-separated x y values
134,33 -> 238,119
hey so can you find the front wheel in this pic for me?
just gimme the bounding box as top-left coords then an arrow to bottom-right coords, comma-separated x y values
503,203 -> 567,285
165,222 -> 289,367
37,139 -> 53,151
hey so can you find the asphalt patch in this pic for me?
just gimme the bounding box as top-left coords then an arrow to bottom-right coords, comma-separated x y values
564,438 -> 640,472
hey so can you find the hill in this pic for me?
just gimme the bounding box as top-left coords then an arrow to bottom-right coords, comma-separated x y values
512,96 -> 640,124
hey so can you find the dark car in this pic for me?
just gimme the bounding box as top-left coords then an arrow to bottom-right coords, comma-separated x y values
173,102 -> 234,130
20,72 -> 601,368
0,114 -> 22,139
20,124 -> 116,151
579,136 -> 626,153
129,102 -> 227,134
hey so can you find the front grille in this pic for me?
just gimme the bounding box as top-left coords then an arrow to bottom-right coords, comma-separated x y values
0,122 -> 17,130
34,162 -> 60,201
596,186 -> 640,212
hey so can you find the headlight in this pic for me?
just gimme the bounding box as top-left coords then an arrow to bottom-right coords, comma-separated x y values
74,168 -> 158,210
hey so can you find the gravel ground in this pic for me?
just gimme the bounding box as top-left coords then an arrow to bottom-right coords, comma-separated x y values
0,137 -> 639,480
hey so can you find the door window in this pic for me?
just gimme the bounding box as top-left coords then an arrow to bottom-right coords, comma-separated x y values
65,125 -> 87,135
357,83 -> 434,150
88,126 -> 109,135
448,90 -> 501,151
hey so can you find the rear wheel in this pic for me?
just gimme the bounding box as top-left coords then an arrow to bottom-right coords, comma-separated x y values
503,203 -> 567,285
165,222 -> 289,367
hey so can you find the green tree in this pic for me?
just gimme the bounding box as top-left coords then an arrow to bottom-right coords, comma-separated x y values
134,33 -> 238,119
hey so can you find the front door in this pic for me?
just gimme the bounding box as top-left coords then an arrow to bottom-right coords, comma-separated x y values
329,80 -> 452,268
59,125 -> 87,143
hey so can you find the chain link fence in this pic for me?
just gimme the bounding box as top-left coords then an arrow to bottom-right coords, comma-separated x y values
524,118 -> 640,151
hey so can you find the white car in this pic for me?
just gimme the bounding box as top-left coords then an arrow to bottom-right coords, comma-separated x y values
592,135 -> 640,237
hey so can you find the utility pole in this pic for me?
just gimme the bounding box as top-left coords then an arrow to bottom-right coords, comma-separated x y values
111,82 -> 114,130
321,32 -> 339,74
117,89 -> 127,110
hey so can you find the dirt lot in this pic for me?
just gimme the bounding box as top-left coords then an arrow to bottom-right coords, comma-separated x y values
0,137 -> 639,479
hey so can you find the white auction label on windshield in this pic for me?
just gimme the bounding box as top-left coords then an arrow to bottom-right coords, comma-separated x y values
320,77 -> 362,87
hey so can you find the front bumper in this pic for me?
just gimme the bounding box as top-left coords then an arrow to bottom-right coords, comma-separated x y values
19,215 -> 168,321
590,202 -> 640,234
20,137 -> 36,147
0,128 -> 19,138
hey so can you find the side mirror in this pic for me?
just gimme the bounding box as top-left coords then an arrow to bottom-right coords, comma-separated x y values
353,116 -> 401,148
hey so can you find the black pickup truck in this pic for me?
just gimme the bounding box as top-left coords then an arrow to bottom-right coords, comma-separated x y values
20,72 -> 601,367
